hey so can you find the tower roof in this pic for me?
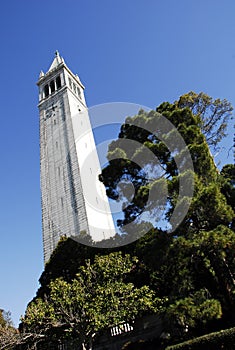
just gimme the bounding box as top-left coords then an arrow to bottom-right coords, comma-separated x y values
37,51 -> 84,88
47,50 -> 64,72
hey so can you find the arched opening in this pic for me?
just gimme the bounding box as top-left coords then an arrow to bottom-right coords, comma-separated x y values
50,80 -> 55,93
56,76 -> 61,89
44,84 -> 49,97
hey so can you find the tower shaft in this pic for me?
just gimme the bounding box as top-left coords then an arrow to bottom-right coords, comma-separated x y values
37,53 -> 115,263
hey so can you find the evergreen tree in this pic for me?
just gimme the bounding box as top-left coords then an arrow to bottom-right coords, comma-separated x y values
100,94 -> 235,340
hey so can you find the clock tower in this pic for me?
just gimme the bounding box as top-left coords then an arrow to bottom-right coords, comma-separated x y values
37,52 -> 115,263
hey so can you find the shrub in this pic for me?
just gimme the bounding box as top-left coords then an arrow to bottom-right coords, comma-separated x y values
166,327 -> 235,350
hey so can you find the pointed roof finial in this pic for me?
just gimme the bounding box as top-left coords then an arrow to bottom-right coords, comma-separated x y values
47,51 -> 63,72
39,70 -> 45,78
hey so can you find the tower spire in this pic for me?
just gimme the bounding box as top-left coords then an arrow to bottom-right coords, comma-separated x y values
47,50 -> 64,72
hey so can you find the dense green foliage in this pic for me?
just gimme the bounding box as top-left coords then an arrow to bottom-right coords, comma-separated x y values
99,92 -> 235,342
22,253 -> 159,350
100,94 -> 233,233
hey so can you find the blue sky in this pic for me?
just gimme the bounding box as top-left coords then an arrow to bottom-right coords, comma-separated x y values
0,0 -> 234,326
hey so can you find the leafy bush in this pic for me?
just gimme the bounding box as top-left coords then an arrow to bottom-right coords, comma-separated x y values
166,327 -> 235,350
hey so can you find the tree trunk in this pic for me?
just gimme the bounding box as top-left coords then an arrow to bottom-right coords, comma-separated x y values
88,338 -> 93,350
82,339 -> 92,350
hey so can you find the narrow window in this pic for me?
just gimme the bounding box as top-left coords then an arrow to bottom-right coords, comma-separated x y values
44,84 -> 49,97
73,82 -> 76,93
68,77 -> 72,88
77,87 -> 81,98
56,76 -> 61,89
50,80 -> 55,93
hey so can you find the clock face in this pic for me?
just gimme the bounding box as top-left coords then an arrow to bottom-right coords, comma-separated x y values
44,103 -> 58,121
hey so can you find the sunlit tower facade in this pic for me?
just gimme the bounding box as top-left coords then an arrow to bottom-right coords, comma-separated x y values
37,52 -> 115,263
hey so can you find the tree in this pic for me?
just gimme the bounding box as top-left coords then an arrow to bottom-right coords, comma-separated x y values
220,165 -> 235,210
159,225 -> 235,335
100,99 -> 233,234
0,310 -> 19,350
164,290 -> 222,340
0,310 -> 13,328
175,91 -> 233,148
99,94 -> 235,342
0,310 -> 5,328
22,252 -> 161,350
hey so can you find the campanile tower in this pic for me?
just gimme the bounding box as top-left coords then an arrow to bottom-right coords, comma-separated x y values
37,52 -> 115,263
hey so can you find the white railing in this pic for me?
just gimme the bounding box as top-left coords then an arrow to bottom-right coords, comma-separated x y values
110,322 -> 134,336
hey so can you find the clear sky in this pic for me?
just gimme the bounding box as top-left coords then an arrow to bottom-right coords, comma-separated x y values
0,0 -> 234,326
